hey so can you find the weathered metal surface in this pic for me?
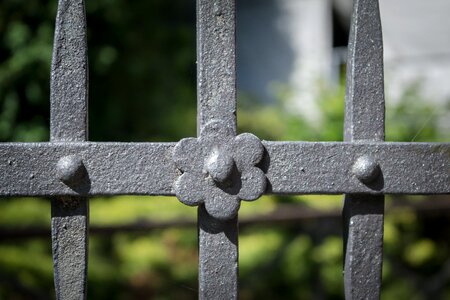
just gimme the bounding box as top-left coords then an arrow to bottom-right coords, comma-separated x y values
197,0 -> 237,133
50,0 -> 89,298
343,195 -> 384,300
51,199 -> 89,300
351,156 -> 381,184
196,0 -> 239,298
198,206 -> 238,299
56,155 -> 88,187
0,142 -> 449,196
50,0 -> 88,142
174,120 -> 265,220
2,0 -> 450,298
343,0 -> 384,143
263,142 -> 449,194
343,0 -> 385,298
0,142 -> 176,196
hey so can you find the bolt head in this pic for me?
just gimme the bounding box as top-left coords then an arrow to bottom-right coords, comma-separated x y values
57,155 -> 85,185
352,156 -> 380,183
205,149 -> 234,183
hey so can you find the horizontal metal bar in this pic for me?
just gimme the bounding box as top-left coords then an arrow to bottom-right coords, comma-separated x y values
264,141 -> 448,194
0,141 -> 448,196
0,142 -> 177,196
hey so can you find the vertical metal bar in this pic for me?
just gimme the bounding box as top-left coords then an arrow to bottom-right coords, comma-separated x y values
197,0 -> 238,299
197,0 -> 237,133
343,0 -> 385,299
50,0 -> 89,299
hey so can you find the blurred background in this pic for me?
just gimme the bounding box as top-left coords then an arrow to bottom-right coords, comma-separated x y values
0,0 -> 449,299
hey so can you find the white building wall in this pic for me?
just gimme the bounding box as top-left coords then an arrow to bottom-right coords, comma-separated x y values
379,0 -> 450,105
237,0 -> 450,129
278,0 -> 332,122
237,0 -> 332,122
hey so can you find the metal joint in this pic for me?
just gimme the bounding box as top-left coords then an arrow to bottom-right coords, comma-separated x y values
352,155 -> 380,184
56,155 -> 86,186
173,120 -> 266,220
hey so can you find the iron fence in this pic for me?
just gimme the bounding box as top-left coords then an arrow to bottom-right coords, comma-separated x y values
1,0 -> 449,299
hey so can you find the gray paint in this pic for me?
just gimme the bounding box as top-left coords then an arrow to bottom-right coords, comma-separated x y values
196,1 -> 239,298
197,0 -> 237,133
351,156 -> 381,184
343,0 -> 384,299
173,121 -> 265,220
50,0 -> 89,299
1,0 -> 449,298
50,0 -> 88,142
0,142 -> 448,196
56,155 -> 87,185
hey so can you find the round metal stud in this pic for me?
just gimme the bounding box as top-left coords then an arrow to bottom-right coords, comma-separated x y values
205,149 -> 234,183
352,156 -> 380,183
56,155 -> 85,185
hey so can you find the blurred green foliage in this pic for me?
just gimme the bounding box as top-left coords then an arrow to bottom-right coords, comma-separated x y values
1,0 -> 449,299
1,0 -> 197,143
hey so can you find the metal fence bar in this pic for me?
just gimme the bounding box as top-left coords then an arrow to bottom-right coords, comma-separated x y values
343,0 -> 385,298
50,0 -> 89,298
1,142 -> 449,196
197,0 -> 238,298
262,142 -> 449,195
1,1 -> 450,298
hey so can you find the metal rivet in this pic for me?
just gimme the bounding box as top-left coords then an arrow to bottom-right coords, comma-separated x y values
56,155 -> 85,185
205,149 -> 234,183
352,156 -> 380,183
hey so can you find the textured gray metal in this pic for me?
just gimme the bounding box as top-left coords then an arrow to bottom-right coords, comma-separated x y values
0,142 -> 449,196
51,0 -> 88,142
343,195 -> 384,299
351,156 -> 380,184
196,0 -> 239,298
262,142 -> 449,195
173,120 -> 266,220
343,0 -> 385,298
2,0 -> 450,298
0,143 -> 176,196
50,0 -> 89,299
196,0 -> 237,133
198,206 -> 238,299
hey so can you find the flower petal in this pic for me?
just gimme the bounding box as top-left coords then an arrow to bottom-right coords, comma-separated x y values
174,173 -> 204,206
238,168 -> 266,201
173,138 -> 202,173
204,189 -> 240,220
233,133 -> 264,170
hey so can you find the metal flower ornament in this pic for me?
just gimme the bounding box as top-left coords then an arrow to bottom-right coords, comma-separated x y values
173,120 -> 267,220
